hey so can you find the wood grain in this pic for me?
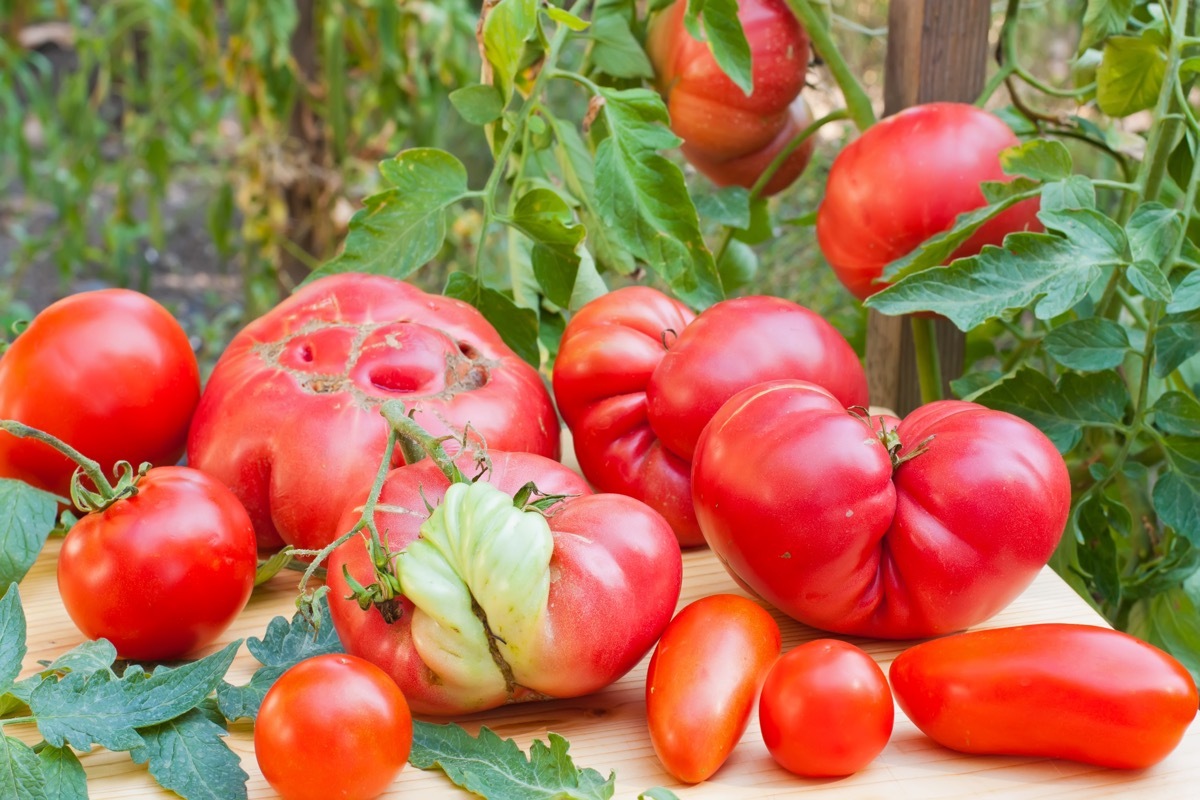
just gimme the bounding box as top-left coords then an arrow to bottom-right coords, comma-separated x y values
14,535 -> 1200,799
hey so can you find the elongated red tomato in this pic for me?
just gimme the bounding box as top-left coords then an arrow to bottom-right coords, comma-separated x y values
890,623 -> 1199,769
646,594 -> 781,783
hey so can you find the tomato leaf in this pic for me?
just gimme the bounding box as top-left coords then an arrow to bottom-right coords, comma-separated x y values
1078,0 -> 1135,53
1041,175 -> 1097,211
311,149 -> 471,283
445,272 -> 541,366
30,639 -> 240,753
639,790 -> 681,800
38,745 -> 87,800
1145,589 -> 1200,683
1128,259 -> 1173,302
587,15 -> 654,79
0,735 -> 45,800
543,6 -> 590,31
131,702 -> 248,800
1073,495 -> 1123,606
717,240 -> 758,291
409,721 -> 616,800
510,188 -> 586,308
1043,318 -> 1131,371
482,0 -> 538,103
1167,270 -> 1200,313
0,587 -> 25,693
1000,139 -> 1073,181
1154,309 -> 1200,377
0,479 -> 61,587
450,84 -> 506,126
215,666 -> 283,722
684,0 -> 753,95
9,638 -> 120,709
1127,203 -> 1183,268
693,186 -> 752,229
1151,392 -> 1200,437
1097,34 -> 1167,117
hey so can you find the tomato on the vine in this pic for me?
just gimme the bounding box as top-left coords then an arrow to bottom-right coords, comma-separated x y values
255,654 -> 413,800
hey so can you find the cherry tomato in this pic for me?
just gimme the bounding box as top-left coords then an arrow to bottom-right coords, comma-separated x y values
646,594 -> 781,783
56,466 -> 258,661
0,289 -> 200,497
759,639 -> 893,777
890,623 -> 1199,769
255,654 -> 413,800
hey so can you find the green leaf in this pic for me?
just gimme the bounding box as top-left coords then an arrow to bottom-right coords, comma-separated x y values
640,790 -> 681,800
531,247 -> 579,309
1152,392 -> 1200,437
10,638 -> 121,705
544,6 -> 590,31
445,273 -> 540,366
1128,259 -> 1173,302
1154,309 -> 1200,377
717,240 -> 758,292
980,176 -> 1043,204
0,587 -> 25,692
245,592 -> 342,669
313,149 -> 471,282
1163,436 -> 1200,480
409,722 -> 616,800
30,640 -> 240,752
1078,0 -> 1135,53
1167,270 -> 1200,314
483,0 -> 539,102
215,666 -> 283,722
38,745 -> 87,800
1000,139 -> 1073,181
450,84 -> 506,126
0,479 -> 61,586
1097,35 -> 1167,117
510,189 -> 586,252
693,186 -> 751,229
595,87 -> 724,309
1041,175 -> 1096,211
0,736 -> 46,800
1074,495 -> 1122,606
1127,203 -> 1183,268
131,704 -> 249,800
1154,469 -> 1200,544
587,15 -> 654,79
684,0 -> 753,95
1043,318 -> 1130,370
969,367 -> 1128,452
1145,589 -> 1200,683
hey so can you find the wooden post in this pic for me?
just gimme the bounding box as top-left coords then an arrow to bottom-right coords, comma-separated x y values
867,0 -> 992,414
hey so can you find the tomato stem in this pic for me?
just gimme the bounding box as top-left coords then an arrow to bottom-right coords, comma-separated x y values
0,419 -> 125,508
909,317 -> 944,405
782,0 -> 876,132
379,400 -> 469,485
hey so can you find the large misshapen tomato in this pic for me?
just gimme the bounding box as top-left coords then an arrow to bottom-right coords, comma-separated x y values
0,289 -> 200,497
647,0 -> 813,195
692,381 -> 1070,638
817,102 -> 1043,301
187,273 -> 559,551
326,450 -> 682,716
553,286 -> 867,546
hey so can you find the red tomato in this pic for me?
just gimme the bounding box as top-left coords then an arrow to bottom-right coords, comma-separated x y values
255,654 -> 413,800
0,289 -> 199,497
692,382 -> 1070,638
326,450 -> 682,715
56,466 -> 257,661
647,0 -> 813,195
646,594 -> 781,783
187,273 -> 560,551
759,640 -> 893,777
817,102 -> 1043,301
553,287 -> 867,546
890,623 -> 1199,769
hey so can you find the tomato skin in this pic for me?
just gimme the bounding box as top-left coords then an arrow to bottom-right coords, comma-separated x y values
692,381 -> 1070,638
817,102 -> 1043,301
0,289 -> 200,497
553,288 -> 867,546
647,0 -> 813,195
646,594 -> 781,783
187,273 -> 559,551
890,623 -> 1199,770
759,640 -> 893,777
56,466 -> 257,661
255,654 -> 412,800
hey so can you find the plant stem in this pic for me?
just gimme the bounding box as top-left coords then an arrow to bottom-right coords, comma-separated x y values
783,0 -> 875,132
977,0 -> 1020,107
910,317 -> 944,404
1135,0 -> 1191,208
0,420 -> 114,501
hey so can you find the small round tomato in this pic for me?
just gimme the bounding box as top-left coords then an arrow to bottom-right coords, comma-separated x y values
255,654 -> 413,800
759,640 -> 893,778
0,289 -> 200,497
56,466 -> 258,661
646,594 -> 781,783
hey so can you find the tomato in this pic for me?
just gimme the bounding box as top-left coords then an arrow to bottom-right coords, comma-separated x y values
647,0 -> 813,195
759,640 -> 893,777
817,102 -> 1043,301
553,287 -> 867,546
187,273 -> 559,551
692,382 -> 1070,638
890,623 -> 1199,769
0,289 -> 200,498
56,466 -> 257,661
326,447 -> 682,715
255,654 -> 413,800
646,594 -> 781,783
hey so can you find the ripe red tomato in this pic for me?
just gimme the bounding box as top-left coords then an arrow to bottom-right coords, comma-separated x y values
647,0 -> 813,195
187,273 -> 560,551
817,102 -> 1043,301
759,640 -> 893,777
56,466 -> 257,661
890,623 -> 1199,769
255,654 -> 413,800
692,382 -> 1070,638
0,289 -> 200,497
646,594 -> 781,783
553,287 -> 867,546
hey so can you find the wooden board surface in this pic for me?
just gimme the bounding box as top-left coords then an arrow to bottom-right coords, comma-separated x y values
15,534 -> 1200,799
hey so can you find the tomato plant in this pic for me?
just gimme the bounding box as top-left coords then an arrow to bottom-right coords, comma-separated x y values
759,639 -> 893,778
890,624 -> 1199,769
645,594 -> 781,783
0,289 -> 200,498
187,273 -> 560,551
692,381 -> 1070,638
57,465 -> 258,661
255,653 -> 413,800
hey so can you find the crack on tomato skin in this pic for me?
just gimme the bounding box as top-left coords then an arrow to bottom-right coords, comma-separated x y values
472,595 -> 519,697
